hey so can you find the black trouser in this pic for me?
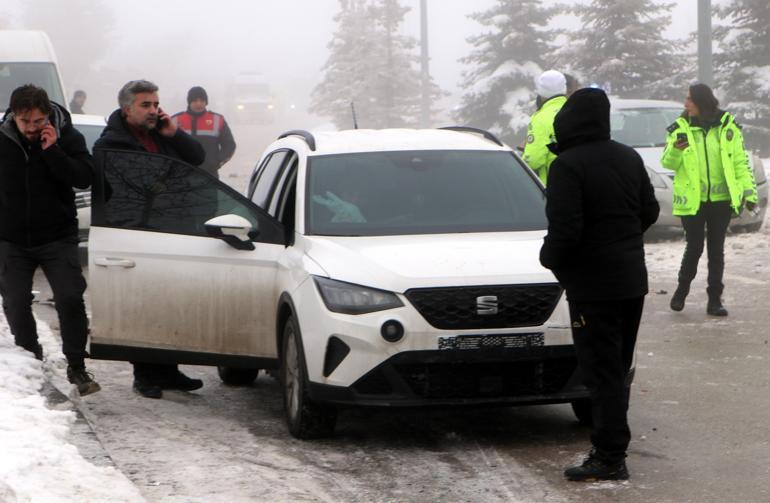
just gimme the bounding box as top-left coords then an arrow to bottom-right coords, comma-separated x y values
678,200 -> 732,298
0,237 -> 88,365
569,296 -> 644,463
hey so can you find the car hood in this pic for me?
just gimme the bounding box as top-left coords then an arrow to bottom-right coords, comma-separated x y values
634,146 -> 671,174
301,232 -> 556,292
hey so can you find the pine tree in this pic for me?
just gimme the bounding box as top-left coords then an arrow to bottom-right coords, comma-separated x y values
715,0 -> 770,154
454,0 -> 557,145
311,0 -> 441,129
560,0 -> 678,99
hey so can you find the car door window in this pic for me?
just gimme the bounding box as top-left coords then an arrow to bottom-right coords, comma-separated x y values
94,149 -> 284,244
250,150 -> 289,208
268,154 -> 297,218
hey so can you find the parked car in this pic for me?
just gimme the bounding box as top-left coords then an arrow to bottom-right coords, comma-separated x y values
610,98 -> 768,232
88,127 -> 597,438
71,113 -> 105,242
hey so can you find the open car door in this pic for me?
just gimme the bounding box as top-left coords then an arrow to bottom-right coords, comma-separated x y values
88,149 -> 284,369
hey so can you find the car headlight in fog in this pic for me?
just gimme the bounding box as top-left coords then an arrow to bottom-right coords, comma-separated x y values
313,276 -> 403,315
237,104 -> 245,110
267,104 -> 274,110
645,165 -> 668,189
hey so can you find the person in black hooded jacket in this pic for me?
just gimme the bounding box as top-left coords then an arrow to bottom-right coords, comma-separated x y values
0,84 -> 100,395
540,87 -> 659,482
94,80 -> 205,399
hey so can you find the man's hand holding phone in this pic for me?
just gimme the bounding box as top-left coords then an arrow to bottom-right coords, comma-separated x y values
39,122 -> 57,150
156,107 -> 177,138
674,132 -> 689,151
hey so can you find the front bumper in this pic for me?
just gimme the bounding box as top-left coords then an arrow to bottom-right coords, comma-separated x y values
308,344 -> 589,407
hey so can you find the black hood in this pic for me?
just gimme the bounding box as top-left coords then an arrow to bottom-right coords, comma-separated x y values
549,88 -> 610,154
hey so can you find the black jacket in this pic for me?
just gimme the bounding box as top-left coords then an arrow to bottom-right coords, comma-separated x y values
539,88 -> 659,302
0,103 -> 93,246
94,109 -> 205,166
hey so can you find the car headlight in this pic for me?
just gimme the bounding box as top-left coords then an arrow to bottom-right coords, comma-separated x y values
645,165 -> 667,189
313,276 -> 403,315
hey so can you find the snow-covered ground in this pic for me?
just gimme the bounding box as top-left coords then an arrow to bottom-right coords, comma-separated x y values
0,317 -> 144,502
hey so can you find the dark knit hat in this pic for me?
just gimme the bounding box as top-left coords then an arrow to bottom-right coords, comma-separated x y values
187,86 -> 208,105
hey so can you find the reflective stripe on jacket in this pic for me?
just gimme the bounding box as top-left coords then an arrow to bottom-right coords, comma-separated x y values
661,112 -> 757,216
523,95 -> 567,186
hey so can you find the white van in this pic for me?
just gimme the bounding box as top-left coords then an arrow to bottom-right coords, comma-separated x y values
0,30 -> 66,109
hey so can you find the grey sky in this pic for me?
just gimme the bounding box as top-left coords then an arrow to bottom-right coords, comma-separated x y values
3,0 -> 699,120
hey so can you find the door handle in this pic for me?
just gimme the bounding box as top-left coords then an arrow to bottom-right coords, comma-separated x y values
93,257 -> 136,268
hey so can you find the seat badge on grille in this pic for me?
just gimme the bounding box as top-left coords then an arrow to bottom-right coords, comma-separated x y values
476,295 -> 499,315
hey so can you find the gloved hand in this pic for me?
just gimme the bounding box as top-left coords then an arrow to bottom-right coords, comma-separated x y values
312,191 -> 366,223
746,200 -> 757,212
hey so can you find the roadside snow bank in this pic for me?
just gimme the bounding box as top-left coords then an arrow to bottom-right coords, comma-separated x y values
0,317 -> 144,503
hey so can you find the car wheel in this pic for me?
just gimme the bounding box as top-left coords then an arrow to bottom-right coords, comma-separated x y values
217,367 -> 259,386
571,398 -> 592,426
282,316 -> 337,439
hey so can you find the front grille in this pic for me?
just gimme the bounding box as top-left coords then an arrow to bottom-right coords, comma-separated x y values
353,355 -> 577,399
405,284 -> 562,330
74,190 -> 91,209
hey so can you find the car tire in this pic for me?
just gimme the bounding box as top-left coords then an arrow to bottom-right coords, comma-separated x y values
571,398 -> 592,426
282,316 -> 337,439
217,367 -> 259,386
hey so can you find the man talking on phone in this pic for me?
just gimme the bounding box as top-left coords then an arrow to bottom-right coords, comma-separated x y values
0,84 -> 100,395
95,80 -> 205,399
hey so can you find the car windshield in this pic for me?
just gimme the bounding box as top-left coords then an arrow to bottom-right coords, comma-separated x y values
72,123 -> 104,154
0,62 -> 65,106
306,150 -> 546,236
611,107 -> 682,147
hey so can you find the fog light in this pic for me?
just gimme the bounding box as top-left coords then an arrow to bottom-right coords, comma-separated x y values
381,320 -> 404,343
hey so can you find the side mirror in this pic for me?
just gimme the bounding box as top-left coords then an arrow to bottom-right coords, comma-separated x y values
205,214 -> 257,251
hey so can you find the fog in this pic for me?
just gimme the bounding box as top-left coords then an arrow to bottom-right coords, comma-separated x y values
2,0 -> 696,127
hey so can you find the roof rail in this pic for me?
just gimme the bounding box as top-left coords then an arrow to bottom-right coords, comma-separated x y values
438,126 -> 504,147
277,130 -> 316,151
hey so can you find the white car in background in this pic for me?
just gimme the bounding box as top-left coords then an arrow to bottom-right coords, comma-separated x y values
88,127 -> 594,438
610,98 -> 768,232
71,113 -> 105,242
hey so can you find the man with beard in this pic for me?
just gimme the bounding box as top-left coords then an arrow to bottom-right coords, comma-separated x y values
94,79 -> 205,399
0,84 -> 99,395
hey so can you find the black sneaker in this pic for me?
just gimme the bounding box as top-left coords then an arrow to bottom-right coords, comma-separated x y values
564,452 -> 629,482
66,365 -> 101,396
133,380 -> 163,399
160,371 -> 203,391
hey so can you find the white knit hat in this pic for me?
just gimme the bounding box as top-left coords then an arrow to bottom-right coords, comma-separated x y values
535,70 -> 567,99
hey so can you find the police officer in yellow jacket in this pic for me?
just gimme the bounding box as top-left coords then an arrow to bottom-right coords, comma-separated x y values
523,70 -> 567,186
662,83 -> 757,316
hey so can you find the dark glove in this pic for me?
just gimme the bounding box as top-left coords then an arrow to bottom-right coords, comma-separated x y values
746,200 -> 757,212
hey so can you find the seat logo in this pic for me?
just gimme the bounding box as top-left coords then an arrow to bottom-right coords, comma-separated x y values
476,296 -> 499,315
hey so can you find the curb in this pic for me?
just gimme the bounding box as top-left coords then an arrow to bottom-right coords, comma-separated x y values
42,380 -> 118,469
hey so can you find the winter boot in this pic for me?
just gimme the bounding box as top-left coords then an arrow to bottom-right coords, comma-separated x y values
133,380 -> 163,399
707,295 -> 728,317
159,370 -> 203,391
67,365 -> 101,396
564,451 -> 629,482
669,283 -> 690,312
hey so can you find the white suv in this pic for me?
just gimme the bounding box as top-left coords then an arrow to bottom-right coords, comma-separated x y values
88,127 -> 589,438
